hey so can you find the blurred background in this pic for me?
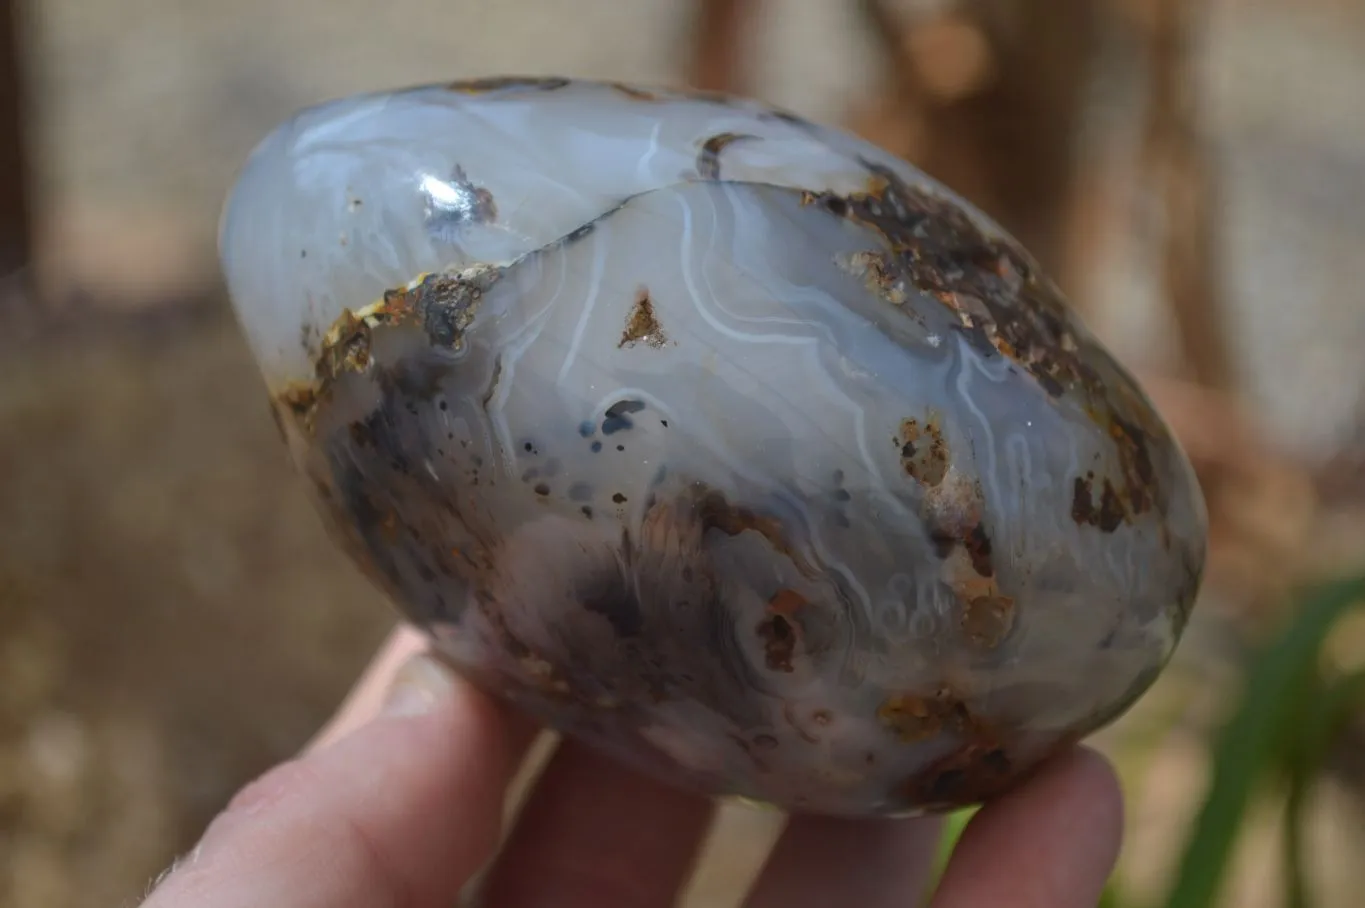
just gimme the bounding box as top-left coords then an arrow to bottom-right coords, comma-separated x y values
1,0 -> 1363,905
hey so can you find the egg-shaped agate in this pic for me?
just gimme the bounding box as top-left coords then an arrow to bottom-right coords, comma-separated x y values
219,76 -> 1207,817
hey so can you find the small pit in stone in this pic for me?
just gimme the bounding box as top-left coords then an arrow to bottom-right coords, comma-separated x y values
755,589 -> 808,673
602,399 -> 646,435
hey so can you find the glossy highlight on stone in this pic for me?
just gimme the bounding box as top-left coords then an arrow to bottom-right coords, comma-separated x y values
219,76 -> 1208,817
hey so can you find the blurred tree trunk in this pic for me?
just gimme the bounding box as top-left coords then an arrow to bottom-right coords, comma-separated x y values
1132,0 -> 1236,391
853,0 -> 1101,280
687,0 -> 763,95
691,0 -> 1237,392
0,0 -> 33,284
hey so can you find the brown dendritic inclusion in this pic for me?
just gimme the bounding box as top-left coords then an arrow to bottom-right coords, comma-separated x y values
220,77 -> 1208,816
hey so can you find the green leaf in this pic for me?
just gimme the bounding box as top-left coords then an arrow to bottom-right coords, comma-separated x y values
1099,878 -> 1126,908
1160,575 -> 1365,908
1280,666 -> 1365,908
931,807 -> 976,880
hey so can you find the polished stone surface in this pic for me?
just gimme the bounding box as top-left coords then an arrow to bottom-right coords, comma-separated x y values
219,77 -> 1207,816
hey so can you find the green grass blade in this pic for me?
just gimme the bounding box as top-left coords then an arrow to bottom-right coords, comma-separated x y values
1099,879 -> 1126,908
1160,575 -> 1365,908
931,807 -> 976,880
1280,666 -> 1365,908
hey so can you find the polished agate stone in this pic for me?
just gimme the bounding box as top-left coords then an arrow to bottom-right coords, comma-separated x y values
219,76 -> 1207,816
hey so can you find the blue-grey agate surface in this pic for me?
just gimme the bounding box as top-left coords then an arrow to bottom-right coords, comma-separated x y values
219,77 -> 1207,816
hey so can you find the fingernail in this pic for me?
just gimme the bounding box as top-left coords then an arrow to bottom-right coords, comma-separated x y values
381,652 -> 457,717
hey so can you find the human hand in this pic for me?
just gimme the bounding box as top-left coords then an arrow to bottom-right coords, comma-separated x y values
143,625 -> 1124,907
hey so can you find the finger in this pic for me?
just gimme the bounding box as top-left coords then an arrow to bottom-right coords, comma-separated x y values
306,623 -> 430,752
477,740 -> 716,908
743,812 -> 943,908
145,650 -> 537,908
929,746 -> 1124,908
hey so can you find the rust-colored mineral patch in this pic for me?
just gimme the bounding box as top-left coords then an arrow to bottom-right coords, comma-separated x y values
922,470 -> 991,575
901,739 -> 1015,807
271,382 -> 322,436
876,688 -> 978,743
696,131 -> 756,181
960,594 -> 1015,648
962,522 -> 993,578
1071,472 -> 1125,533
699,490 -> 790,555
804,162 -> 1176,532
609,82 -> 663,102
805,164 -> 1092,400
755,588 -> 809,673
768,588 -> 808,618
380,267 -> 500,350
897,413 -> 949,486
316,308 -> 377,380
916,468 -> 1016,648
276,382 -> 318,418
838,250 -> 910,307
447,75 -> 572,94
619,286 -> 667,349
270,266 -> 502,433
1108,413 -> 1157,517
